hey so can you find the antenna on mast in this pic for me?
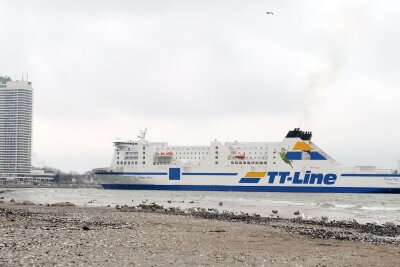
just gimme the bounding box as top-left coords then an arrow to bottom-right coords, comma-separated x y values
137,127 -> 148,141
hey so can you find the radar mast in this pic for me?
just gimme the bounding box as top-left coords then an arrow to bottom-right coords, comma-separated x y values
137,128 -> 148,141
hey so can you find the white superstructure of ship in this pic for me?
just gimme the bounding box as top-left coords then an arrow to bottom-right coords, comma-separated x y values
93,128 -> 400,193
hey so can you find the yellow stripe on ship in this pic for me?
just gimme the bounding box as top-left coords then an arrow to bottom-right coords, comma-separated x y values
292,141 -> 314,151
245,172 -> 267,178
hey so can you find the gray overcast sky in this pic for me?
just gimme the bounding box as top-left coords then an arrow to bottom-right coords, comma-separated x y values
0,0 -> 399,173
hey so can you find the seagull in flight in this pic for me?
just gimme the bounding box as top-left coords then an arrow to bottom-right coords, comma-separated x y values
266,11 -> 274,15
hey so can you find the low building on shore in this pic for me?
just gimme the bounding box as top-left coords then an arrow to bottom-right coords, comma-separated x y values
0,168 -> 57,185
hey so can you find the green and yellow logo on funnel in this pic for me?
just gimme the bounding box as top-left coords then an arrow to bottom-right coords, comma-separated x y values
279,148 -> 293,168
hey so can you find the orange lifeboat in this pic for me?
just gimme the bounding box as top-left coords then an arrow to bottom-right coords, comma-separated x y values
155,151 -> 173,156
234,152 -> 245,159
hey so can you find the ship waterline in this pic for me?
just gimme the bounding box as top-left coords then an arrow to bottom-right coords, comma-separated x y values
94,128 -> 400,193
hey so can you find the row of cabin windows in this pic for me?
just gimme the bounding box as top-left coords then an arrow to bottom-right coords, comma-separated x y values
149,157 -> 266,162
176,157 -> 205,160
231,161 -> 268,165
232,147 -> 268,150
175,152 -> 209,155
117,161 -> 138,165
126,151 -> 267,156
117,160 -> 271,165
229,156 -> 267,160
116,146 -> 143,152
125,156 -> 138,160
120,147 -> 268,153
118,156 -> 142,160
156,147 -> 210,151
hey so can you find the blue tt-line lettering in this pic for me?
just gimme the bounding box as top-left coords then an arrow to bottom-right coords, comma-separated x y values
292,172 -> 303,184
279,172 -> 291,184
267,172 -> 279,184
267,172 -> 337,185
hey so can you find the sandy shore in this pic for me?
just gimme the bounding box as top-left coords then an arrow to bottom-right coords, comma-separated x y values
0,202 -> 399,266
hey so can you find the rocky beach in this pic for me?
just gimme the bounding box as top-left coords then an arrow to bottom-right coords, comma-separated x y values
0,199 -> 400,266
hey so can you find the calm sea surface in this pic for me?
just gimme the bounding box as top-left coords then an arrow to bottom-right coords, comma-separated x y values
2,188 -> 400,224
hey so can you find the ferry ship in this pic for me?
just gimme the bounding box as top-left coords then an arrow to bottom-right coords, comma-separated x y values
93,128 -> 400,193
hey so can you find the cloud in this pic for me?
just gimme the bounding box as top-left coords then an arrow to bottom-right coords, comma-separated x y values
302,6 -> 365,128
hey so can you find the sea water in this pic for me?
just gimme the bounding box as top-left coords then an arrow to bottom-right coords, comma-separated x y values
2,188 -> 400,224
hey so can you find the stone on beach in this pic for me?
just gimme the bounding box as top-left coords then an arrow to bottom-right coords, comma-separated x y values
383,222 -> 397,228
50,202 -> 75,207
21,200 -> 35,206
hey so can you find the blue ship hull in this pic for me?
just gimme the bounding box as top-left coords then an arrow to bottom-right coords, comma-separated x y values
102,184 -> 400,194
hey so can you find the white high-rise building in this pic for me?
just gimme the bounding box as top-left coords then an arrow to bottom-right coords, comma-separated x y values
0,78 -> 33,178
